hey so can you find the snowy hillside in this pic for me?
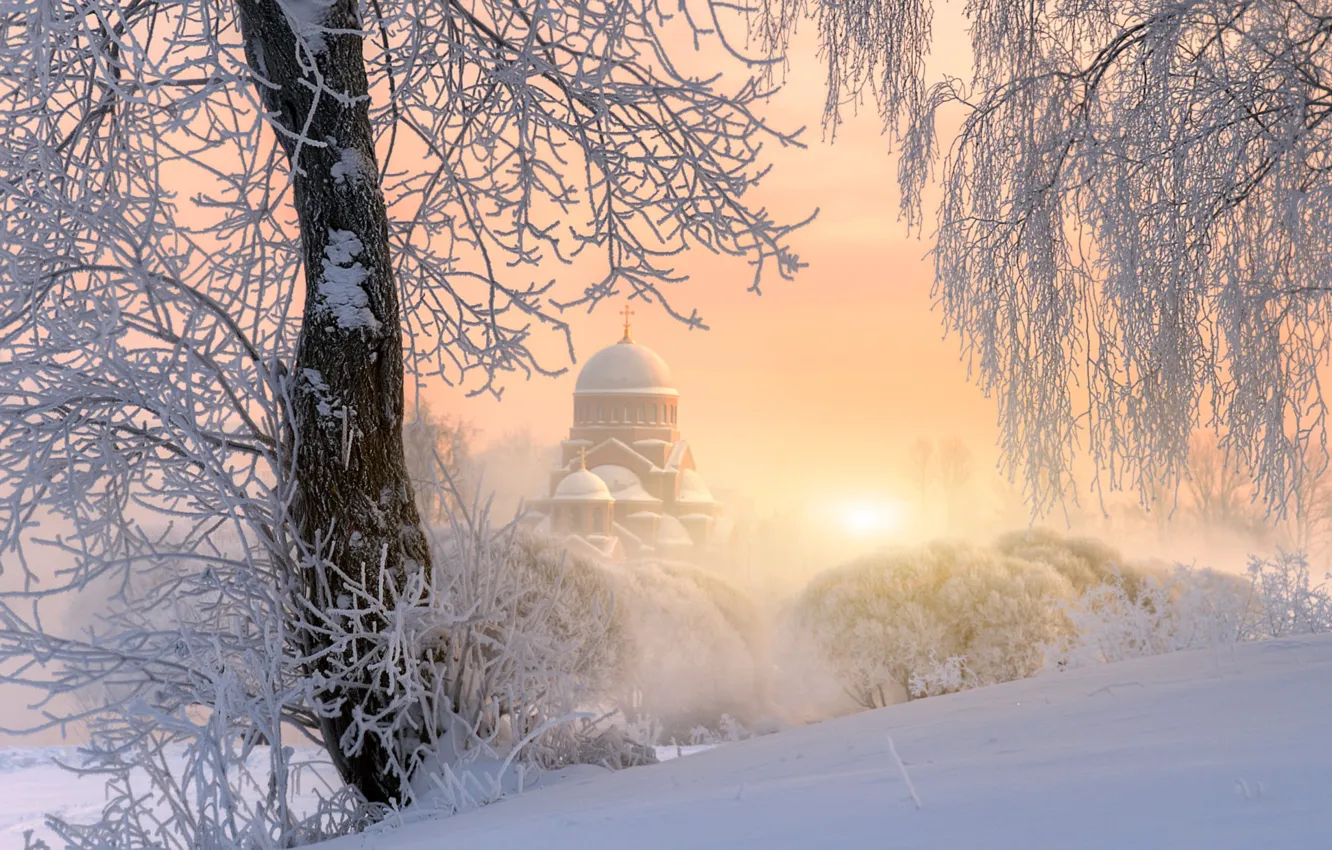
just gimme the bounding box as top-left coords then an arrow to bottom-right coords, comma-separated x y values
6,636 -> 1330,849
326,636 -> 1332,850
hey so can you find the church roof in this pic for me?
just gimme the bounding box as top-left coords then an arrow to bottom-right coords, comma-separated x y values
676,468 -> 715,504
664,440 -> 690,471
553,467 -> 613,501
562,533 -> 622,561
655,513 -> 694,547
574,339 -> 677,397
584,437 -> 658,475
591,464 -> 660,503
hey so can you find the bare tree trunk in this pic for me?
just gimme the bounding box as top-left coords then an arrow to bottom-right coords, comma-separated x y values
234,0 -> 429,806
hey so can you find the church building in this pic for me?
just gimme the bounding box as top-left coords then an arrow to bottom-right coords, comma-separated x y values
528,308 -> 726,562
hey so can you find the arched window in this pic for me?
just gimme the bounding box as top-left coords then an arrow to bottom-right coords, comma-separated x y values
638,404 -> 645,423
650,403 -> 657,423
592,506 -> 602,530
623,405 -> 631,422
598,404 -> 605,423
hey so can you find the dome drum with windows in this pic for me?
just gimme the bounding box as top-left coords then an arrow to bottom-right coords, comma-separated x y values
528,308 -> 725,562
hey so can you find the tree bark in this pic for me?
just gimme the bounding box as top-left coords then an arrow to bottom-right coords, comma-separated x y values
233,0 -> 430,806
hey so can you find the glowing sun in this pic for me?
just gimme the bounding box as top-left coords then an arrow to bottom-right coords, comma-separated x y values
839,500 -> 905,537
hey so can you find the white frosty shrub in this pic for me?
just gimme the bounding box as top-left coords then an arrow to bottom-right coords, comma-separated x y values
937,550 -> 1076,684
1047,551 -> 1330,670
992,527 -> 1161,597
787,542 -> 1076,708
907,655 -> 976,699
2,492 -> 643,850
413,526 -> 644,774
609,560 -> 770,738
1245,551 -> 1332,638
687,714 -> 751,746
1043,567 -> 1246,668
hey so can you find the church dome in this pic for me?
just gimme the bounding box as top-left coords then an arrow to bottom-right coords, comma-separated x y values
554,468 -> 613,501
575,340 -> 677,397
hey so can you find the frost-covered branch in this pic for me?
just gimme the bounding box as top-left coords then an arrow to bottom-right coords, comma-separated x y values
744,0 -> 1332,517
901,1 -> 1332,516
0,0 -> 819,837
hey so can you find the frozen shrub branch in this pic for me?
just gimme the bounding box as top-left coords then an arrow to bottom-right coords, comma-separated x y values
0,484 -> 642,847
1048,551 -> 1331,670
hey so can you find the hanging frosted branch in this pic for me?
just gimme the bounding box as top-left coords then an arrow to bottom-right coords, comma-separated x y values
748,0 -> 1332,518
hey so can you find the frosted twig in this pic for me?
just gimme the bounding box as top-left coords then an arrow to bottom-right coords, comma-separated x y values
886,735 -> 922,811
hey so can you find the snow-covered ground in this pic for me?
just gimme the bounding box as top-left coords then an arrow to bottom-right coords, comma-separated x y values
0,748 -> 109,846
336,636 -> 1332,850
6,636 -> 1331,849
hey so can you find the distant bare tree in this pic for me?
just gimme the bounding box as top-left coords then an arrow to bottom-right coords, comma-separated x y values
1186,433 -> 1256,536
403,403 -> 475,524
1143,476 -> 1178,545
937,437 -> 973,533
908,438 -> 935,515
1288,446 -> 1332,555
470,429 -> 562,521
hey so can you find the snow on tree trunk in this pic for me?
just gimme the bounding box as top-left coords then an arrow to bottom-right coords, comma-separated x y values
234,0 -> 429,806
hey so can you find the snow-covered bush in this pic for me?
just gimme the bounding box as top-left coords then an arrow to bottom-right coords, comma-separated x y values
1047,551 -> 1331,670
1043,567 -> 1250,668
786,542 -> 1076,708
1246,551 -> 1332,638
686,713 -> 756,745
937,549 -> 1077,683
610,561 -> 770,738
907,655 -> 976,699
993,528 -> 1161,596
415,527 -> 642,771
4,499 -> 643,850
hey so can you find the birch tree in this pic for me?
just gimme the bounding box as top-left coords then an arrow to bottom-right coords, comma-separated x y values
751,0 -> 1332,517
1186,432 -> 1256,536
875,0 -> 1332,517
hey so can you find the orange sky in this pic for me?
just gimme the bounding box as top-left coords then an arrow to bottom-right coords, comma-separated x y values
425,13 -> 1001,516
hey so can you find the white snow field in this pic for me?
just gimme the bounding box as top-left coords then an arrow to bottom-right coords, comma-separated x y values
4,635 -> 1330,849
332,636 -> 1332,850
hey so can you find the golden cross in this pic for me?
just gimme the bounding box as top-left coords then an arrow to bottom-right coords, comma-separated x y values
620,304 -> 634,342
579,447 -> 588,469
